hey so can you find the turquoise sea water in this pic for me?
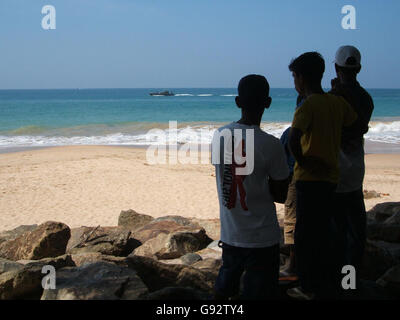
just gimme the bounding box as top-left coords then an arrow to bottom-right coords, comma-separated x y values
0,88 -> 399,148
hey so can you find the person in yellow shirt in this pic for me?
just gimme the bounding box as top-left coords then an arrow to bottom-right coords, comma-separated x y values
286,52 -> 357,300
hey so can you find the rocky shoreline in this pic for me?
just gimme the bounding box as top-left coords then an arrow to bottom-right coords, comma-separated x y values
0,203 -> 399,300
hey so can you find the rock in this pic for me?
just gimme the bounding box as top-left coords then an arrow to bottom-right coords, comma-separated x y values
41,261 -> 148,300
0,258 -> 24,274
367,223 -> 400,243
366,202 -> 400,243
158,258 -> 183,265
133,228 -> 212,260
153,216 -> 220,241
376,264 -> 400,297
190,218 -> 220,241
132,220 -> 196,243
353,280 -> 396,300
67,226 -> 140,257
0,222 -> 70,261
384,211 -> 400,225
18,254 -> 75,269
118,209 -> 154,231
0,225 -> 38,244
145,287 -> 209,300
70,252 -> 128,267
153,215 -> 194,227
361,240 -> 400,281
364,190 -> 381,199
206,240 -> 222,251
0,254 -> 74,300
195,248 -> 222,260
126,255 -> 216,294
180,253 -> 202,265
367,202 -> 400,223
192,258 -> 222,271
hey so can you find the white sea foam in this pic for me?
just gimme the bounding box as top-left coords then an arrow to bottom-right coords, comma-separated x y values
197,94 -> 213,96
174,94 -> 194,97
365,121 -> 400,144
1,121 -> 399,149
220,94 -> 236,97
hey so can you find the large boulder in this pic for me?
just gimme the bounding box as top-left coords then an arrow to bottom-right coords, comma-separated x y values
0,225 -> 38,245
180,253 -> 202,266
353,280 -> 396,300
151,216 -> 221,241
67,226 -> 140,257
0,222 -> 70,261
192,258 -> 222,272
132,219 -> 195,243
0,254 -> 74,300
376,264 -> 400,297
152,215 -> 194,227
144,287 -> 209,300
70,252 -> 128,267
361,240 -> 400,281
384,211 -> 400,225
0,258 -> 24,275
366,202 -> 400,243
133,228 -> 212,260
126,255 -> 217,294
367,224 -> 400,243
118,209 -> 154,231
189,218 -> 220,241
367,202 -> 400,223
195,248 -> 222,260
41,261 -> 148,300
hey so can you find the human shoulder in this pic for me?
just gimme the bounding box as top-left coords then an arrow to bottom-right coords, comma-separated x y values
257,129 -> 284,153
358,86 -> 374,106
325,93 -> 352,108
216,122 -> 236,132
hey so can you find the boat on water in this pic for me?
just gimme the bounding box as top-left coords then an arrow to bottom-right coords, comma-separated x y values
149,90 -> 174,96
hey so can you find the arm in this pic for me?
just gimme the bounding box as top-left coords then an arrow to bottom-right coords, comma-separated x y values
269,177 -> 289,204
288,127 -> 304,166
267,140 -> 290,204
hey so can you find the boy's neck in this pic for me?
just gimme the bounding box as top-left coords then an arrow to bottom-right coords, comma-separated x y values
237,115 -> 261,127
303,84 -> 324,98
338,74 -> 358,85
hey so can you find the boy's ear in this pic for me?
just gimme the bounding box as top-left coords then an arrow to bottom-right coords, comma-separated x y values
235,96 -> 242,109
265,97 -> 272,109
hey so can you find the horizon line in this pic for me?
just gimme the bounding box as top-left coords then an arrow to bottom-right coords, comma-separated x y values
1,87 -> 400,91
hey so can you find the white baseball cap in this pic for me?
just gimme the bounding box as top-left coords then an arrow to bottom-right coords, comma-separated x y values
335,45 -> 361,68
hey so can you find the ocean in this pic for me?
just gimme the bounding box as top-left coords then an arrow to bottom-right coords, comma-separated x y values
1,88 -> 400,150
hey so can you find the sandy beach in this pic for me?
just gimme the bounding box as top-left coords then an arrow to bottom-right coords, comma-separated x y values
0,145 -> 399,232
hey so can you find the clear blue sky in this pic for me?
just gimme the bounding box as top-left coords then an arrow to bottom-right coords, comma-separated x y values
0,0 -> 399,89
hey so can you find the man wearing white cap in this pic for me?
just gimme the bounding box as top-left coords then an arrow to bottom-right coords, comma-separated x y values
330,45 -> 374,289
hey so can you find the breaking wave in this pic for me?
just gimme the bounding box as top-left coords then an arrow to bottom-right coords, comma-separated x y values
1,121 -> 399,149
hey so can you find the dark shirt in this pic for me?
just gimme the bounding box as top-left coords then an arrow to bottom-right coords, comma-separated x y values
329,81 -> 374,154
280,96 -> 305,175
329,80 -> 374,192
280,127 -> 295,175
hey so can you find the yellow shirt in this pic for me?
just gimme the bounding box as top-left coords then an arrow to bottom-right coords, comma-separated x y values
292,93 -> 357,183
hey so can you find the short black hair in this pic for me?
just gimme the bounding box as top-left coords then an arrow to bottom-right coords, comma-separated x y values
289,52 -> 325,84
335,63 -> 360,77
238,74 -> 270,108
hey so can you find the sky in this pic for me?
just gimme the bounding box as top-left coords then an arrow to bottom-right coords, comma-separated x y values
0,0 -> 399,89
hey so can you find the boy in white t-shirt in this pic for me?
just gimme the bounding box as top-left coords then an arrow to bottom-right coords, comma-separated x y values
211,75 -> 290,300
